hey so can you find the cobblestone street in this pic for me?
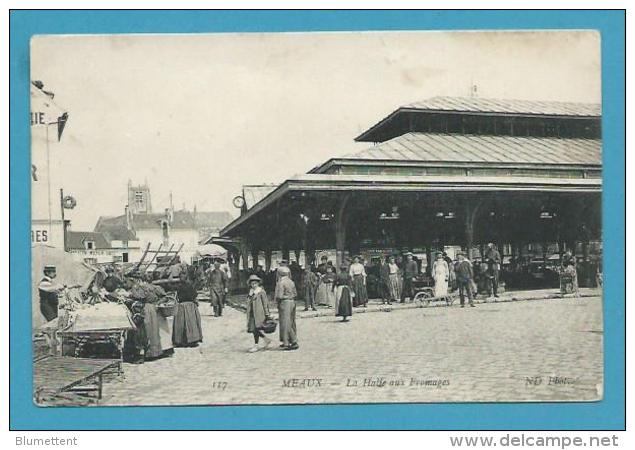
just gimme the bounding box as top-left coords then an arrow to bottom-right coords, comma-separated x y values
102,292 -> 603,406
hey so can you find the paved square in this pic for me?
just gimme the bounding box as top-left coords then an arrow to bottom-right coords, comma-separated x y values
102,295 -> 603,405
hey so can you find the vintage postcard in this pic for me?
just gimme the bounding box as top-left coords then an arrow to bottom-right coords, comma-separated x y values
30,30 -> 603,407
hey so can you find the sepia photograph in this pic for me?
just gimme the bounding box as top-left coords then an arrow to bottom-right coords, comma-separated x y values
29,30 -> 603,407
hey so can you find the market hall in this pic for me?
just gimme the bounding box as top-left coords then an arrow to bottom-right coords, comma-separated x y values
220,96 -> 602,285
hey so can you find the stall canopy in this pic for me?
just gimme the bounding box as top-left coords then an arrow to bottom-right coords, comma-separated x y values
194,243 -> 228,260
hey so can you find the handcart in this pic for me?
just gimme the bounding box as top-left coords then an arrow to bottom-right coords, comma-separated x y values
412,276 -> 455,307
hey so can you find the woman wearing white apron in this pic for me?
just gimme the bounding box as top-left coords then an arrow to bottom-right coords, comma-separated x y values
432,252 -> 449,297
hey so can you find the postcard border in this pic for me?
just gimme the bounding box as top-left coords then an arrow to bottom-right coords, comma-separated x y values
9,9 -> 626,430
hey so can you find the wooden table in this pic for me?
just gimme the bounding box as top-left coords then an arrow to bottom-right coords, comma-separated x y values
33,356 -> 121,402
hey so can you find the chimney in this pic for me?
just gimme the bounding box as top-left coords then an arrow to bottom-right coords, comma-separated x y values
125,205 -> 133,230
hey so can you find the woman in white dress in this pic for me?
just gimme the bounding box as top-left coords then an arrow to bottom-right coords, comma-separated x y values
432,252 -> 449,297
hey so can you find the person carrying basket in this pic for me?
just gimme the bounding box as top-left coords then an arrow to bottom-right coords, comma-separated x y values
245,274 -> 274,353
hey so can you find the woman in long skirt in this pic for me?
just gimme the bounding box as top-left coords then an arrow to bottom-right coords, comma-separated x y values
432,252 -> 449,297
335,268 -> 353,321
443,252 -> 456,291
315,266 -> 336,307
245,274 -> 272,352
387,255 -> 402,303
172,280 -> 203,347
349,256 -> 368,307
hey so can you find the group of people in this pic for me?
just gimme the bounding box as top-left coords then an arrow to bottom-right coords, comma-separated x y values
302,255 -> 369,310
37,260 -> 206,363
37,244 -> 506,358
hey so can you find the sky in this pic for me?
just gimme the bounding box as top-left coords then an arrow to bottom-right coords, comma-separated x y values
31,30 -> 601,230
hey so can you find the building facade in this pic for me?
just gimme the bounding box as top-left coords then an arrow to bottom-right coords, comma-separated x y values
30,81 -> 69,250
95,181 -> 233,263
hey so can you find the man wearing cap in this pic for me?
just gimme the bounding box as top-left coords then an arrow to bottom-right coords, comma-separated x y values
401,252 -> 418,303
206,258 -> 228,317
455,252 -> 475,307
484,243 -> 501,298
38,265 -> 65,322
275,259 -> 289,284
275,266 -> 299,350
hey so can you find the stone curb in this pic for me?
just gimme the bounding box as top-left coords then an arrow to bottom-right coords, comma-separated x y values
224,289 -> 600,319
293,289 -> 601,319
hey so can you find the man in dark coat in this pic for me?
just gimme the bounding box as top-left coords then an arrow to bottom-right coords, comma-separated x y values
379,256 -> 391,304
206,258 -> 228,317
401,252 -> 418,303
484,242 -> 501,298
303,267 -> 319,311
455,252 -> 475,307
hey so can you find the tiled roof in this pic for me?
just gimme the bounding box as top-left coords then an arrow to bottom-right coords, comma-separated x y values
94,215 -> 137,242
344,133 -> 601,166
195,211 -> 234,229
243,185 -> 278,210
132,210 -> 197,229
66,231 -> 111,249
404,96 -> 600,117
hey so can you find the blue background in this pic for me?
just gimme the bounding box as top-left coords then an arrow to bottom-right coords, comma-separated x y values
10,10 -> 625,430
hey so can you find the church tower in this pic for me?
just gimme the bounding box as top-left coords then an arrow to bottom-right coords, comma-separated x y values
127,179 -> 152,214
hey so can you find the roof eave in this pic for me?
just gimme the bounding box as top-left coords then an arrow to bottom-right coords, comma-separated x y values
220,174 -> 601,237
355,107 -> 601,142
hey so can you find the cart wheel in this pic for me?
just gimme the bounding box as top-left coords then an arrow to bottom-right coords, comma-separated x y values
414,293 -> 428,307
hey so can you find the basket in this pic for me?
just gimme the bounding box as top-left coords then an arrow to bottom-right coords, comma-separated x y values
259,317 -> 277,334
157,303 -> 177,317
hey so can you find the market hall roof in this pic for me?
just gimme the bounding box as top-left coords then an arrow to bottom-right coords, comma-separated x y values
220,173 -> 601,237
312,133 -> 601,173
404,96 -> 600,117
355,96 -> 601,142
242,184 -> 279,210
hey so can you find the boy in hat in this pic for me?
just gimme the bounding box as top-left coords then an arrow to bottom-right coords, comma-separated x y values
38,265 -> 65,322
455,252 -> 475,307
246,274 -> 272,352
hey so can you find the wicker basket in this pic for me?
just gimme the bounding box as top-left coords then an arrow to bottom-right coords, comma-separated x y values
157,303 -> 177,317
